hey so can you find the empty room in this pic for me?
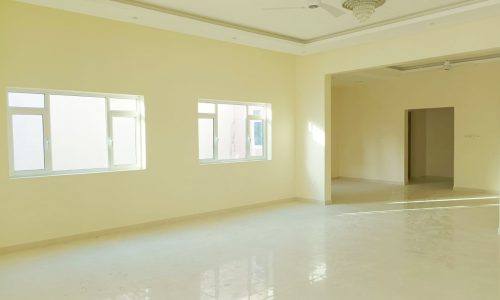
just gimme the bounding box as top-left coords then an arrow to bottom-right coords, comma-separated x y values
1,0 -> 500,299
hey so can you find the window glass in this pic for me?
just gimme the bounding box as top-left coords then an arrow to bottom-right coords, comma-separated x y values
8,92 -> 44,108
109,98 -> 137,111
50,95 -> 108,171
11,115 -> 45,171
248,106 -> 264,117
198,102 -> 216,114
217,104 -> 246,160
249,119 -> 264,157
198,118 -> 214,160
112,117 -> 137,165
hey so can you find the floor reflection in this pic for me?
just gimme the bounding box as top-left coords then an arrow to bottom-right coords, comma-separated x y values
0,179 -> 499,299
199,253 -> 274,300
308,262 -> 327,284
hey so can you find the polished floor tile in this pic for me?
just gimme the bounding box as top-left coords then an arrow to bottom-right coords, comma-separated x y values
1,179 -> 499,299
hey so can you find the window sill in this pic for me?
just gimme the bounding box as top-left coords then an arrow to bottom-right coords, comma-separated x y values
9,167 -> 146,180
199,158 -> 269,165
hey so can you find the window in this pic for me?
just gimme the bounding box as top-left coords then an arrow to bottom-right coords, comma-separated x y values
198,100 -> 270,163
7,89 -> 146,177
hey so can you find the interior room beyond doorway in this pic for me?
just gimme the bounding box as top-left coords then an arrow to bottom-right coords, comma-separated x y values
407,107 -> 454,185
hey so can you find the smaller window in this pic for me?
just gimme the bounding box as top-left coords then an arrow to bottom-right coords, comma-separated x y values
198,100 -> 270,163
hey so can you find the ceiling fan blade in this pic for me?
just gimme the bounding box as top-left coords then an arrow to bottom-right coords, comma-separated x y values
262,6 -> 307,11
319,2 -> 345,17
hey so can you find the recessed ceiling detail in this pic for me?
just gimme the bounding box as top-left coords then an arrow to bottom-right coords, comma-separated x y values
112,0 -> 493,42
389,52 -> 500,71
15,0 -> 500,54
333,49 -> 500,86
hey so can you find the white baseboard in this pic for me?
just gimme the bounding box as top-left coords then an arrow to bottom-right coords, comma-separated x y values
296,197 -> 332,206
0,197 -> 297,255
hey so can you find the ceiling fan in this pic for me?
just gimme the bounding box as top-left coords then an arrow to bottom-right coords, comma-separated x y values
263,0 -> 346,18
264,0 -> 386,22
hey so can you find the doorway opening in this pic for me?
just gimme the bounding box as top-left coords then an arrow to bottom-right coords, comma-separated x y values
406,107 -> 454,185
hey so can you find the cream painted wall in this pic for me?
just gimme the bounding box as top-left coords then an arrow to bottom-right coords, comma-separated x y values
297,14 -> 500,203
333,62 -> 500,190
331,87 -> 341,179
0,1 -> 296,248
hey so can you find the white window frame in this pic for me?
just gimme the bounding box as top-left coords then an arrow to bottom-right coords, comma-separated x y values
198,99 -> 271,164
6,88 -> 146,178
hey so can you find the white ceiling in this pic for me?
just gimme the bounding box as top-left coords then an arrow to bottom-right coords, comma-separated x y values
139,0 -> 486,40
16,0 -> 500,54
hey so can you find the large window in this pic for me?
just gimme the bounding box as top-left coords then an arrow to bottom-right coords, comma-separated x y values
198,100 -> 270,163
7,89 -> 146,178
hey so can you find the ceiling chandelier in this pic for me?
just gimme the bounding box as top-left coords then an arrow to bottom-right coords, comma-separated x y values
342,0 -> 386,22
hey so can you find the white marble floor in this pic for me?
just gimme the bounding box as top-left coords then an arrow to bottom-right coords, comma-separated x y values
1,179 -> 499,299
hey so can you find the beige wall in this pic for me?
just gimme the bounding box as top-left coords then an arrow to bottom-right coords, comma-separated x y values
332,62 -> 500,190
0,1 -> 296,248
331,87 -> 341,179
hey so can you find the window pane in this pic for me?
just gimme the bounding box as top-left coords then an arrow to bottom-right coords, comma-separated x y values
11,115 -> 45,171
217,104 -> 246,160
109,98 -> 137,111
50,95 -> 108,171
248,106 -> 264,117
8,92 -> 44,108
198,102 -> 215,114
198,118 -> 214,160
112,117 -> 137,165
250,120 -> 264,157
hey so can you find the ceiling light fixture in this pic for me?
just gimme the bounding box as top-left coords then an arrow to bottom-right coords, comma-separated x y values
342,0 -> 386,22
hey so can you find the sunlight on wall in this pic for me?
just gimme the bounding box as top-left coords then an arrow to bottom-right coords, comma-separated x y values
308,122 -> 325,147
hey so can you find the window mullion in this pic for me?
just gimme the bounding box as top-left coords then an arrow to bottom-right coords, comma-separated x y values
106,97 -> 114,169
246,114 -> 250,160
263,119 -> 267,160
134,104 -> 141,169
213,105 -> 219,161
7,108 -> 15,177
42,93 -> 52,173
